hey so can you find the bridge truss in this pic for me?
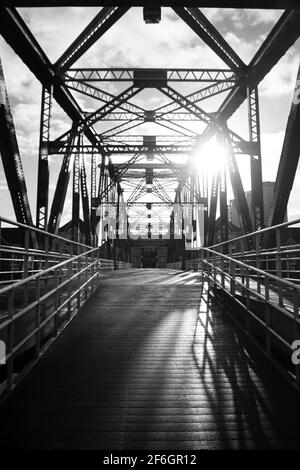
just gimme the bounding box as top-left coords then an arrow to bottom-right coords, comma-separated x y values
0,3 -> 300,253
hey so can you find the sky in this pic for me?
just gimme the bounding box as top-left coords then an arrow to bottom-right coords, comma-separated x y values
0,6 -> 300,228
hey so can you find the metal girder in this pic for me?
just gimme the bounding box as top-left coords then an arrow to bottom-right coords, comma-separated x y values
248,87 -> 264,230
48,125 -> 78,235
100,120 -> 144,138
155,80 -> 234,116
158,85 -> 211,124
56,85 -> 143,141
49,143 -> 194,154
71,141 -> 80,243
1,1 -> 299,8
114,163 -> 185,170
49,139 -> 254,156
80,149 -> 92,246
212,10 -> 300,127
223,128 -> 252,234
0,7 -> 98,145
218,137 -> 228,243
207,171 -> 219,246
173,7 -> 245,72
64,68 -> 236,83
66,81 -> 145,115
103,135 -> 195,144
268,61 -> 300,227
0,59 -> 36,237
90,149 -> 97,243
55,7 -> 129,73
36,86 -> 52,230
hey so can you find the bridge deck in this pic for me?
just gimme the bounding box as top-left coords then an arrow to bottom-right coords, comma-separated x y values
0,269 -> 300,450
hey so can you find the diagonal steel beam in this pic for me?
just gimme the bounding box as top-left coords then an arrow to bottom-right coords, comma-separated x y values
66,80 -> 145,115
155,80 -> 234,116
0,7 -> 98,146
0,59 -> 36,240
212,10 -> 300,128
268,61 -> 300,227
55,85 -> 143,141
158,85 -> 211,123
173,7 -> 246,72
55,7 -> 129,73
1,2 -> 300,8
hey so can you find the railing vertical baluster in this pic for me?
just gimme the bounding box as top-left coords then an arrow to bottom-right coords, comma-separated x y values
245,269 -> 251,333
265,277 -> 271,356
54,268 -> 59,337
7,290 -> 14,391
23,228 -> 30,305
292,288 -> 300,384
67,259 -> 73,320
35,277 -> 41,359
255,233 -> 261,295
276,228 -> 283,306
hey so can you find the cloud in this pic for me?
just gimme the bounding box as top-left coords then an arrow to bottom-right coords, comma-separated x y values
259,49 -> 300,100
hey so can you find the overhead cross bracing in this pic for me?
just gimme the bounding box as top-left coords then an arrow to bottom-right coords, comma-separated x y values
0,4 -> 299,247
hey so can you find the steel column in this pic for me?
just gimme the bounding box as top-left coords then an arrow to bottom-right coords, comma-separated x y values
0,59 -> 36,237
268,61 -> 300,227
247,87 -> 264,230
36,85 -> 52,230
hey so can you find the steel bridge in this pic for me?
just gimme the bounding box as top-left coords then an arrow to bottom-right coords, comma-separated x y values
0,1 -> 300,450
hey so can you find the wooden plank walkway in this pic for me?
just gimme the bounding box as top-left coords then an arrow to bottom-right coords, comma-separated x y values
0,268 -> 300,450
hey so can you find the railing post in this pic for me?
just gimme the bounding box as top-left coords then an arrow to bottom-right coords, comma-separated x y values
54,268 -> 59,337
23,228 -> 30,305
276,228 -> 283,306
35,277 -> 41,359
7,290 -> 14,391
245,269 -> 251,333
292,287 -> 300,384
265,277 -> 271,356
255,233 -> 261,295
67,259 -> 73,320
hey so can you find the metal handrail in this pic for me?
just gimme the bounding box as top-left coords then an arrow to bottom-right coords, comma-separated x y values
0,216 -> 92,250
0,246 -> 98,295
202,248 -> 300,291
209,216 -> 300,251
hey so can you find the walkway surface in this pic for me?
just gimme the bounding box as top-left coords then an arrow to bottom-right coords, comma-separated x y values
0,269 -> 300,450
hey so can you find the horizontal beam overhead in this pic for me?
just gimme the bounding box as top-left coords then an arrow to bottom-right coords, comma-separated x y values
65,68 -> 236,82
0,1 -> 298,8
112,163 -> 185,169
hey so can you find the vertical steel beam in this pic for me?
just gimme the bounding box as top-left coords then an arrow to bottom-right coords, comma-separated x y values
207,171 -> 220,246
223,127 -> 252,234
0,59 -> 37,246
268,61 -> 300,227
248,87 -> 264,230
80,141 -> 92,246
48,124 -> 78,235
90,148 -> 97,245
71,138 -> 80,243
36,85 -> 52,230
219,153 -> 228,243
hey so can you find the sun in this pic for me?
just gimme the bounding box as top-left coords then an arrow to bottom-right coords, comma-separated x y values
191,136 -> 227,177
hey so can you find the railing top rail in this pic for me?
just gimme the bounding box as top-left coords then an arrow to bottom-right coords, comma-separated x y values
209,217 -> 300,250
200,247 -> 300,291
0,246 -> 102,296
0,216 -> 92,250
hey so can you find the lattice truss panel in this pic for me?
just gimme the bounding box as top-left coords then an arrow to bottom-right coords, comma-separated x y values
0,4 -> 299,247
